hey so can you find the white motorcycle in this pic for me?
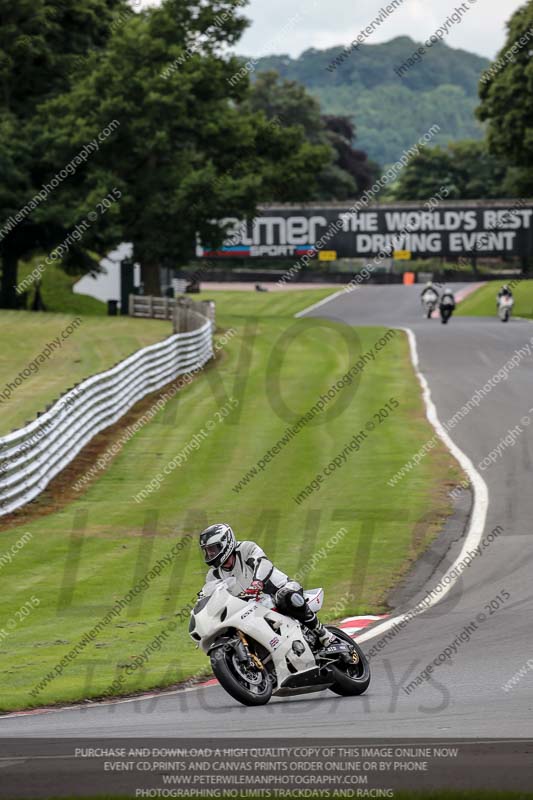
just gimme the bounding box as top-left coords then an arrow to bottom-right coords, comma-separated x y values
422,289 -> 439,319
189,579 -> 370,706
498,295 -> 514,323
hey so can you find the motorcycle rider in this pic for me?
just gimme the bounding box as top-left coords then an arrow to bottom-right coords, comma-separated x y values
420,281 -> 438,301
497,285 -> 513,306
198,523 -> 336,649
439,286 -> 456,324
439,287 -> 456,309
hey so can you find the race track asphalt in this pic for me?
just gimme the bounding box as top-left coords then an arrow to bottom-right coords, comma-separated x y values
1,284 -> 532,739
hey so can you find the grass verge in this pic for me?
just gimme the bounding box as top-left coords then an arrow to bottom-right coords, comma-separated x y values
0,290 -> 461,711
0,310 -> 171,436
456,279 -> 533,319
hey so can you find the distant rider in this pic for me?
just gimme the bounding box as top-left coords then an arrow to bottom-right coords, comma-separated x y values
198,523 -> 336,649
497,285 -> 513,306
420,281 -> 438,301
439,287 -> 456,309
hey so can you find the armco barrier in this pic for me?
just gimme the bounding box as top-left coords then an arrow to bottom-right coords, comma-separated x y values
0,316 -> 213,517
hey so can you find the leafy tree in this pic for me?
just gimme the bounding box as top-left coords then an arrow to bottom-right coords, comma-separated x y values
40,3 -> 331,294
392,140 -> 511,201
502,165 -> 533,197
246,70 -> 325,142
0,0 -> 131,308
247,71 -> 378,200
477,1 -> 533,191
321,115 -> 380,199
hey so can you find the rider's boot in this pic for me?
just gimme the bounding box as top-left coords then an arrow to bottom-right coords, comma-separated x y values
302,605 -> 336,648
315,621 -> 336,647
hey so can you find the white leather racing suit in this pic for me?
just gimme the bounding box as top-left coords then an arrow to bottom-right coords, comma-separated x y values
200,540 -> 331,644
202,540 -> 294,597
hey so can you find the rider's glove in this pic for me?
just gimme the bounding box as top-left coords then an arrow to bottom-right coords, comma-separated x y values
241,579 -> 264,598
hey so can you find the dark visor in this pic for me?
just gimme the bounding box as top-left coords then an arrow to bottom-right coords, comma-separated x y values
202,543 -> 222,560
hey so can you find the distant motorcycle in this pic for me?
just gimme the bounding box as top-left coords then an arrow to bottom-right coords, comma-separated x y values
422,289 -> 439,319
189,578 -> 370,706
439,295 -> 456,325
498,295 -> 514,323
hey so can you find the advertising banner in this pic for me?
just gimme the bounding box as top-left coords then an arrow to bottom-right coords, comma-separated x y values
197,202 -> 533,260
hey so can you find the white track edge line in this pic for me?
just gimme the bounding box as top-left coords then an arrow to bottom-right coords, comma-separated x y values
296,286 -> 490,642
294,289 -> 345,318
356,326 -> 489,643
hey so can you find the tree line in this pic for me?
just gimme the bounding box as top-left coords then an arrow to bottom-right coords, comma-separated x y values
0,0 -> 377,307
0,0 -> 527,307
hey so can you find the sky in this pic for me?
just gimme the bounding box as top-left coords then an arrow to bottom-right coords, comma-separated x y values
136,0 -> 527,60
231,0 -> 526,60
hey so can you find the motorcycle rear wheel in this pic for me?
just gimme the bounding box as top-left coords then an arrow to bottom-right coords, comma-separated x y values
326,627 -> 371,696
210,637 -> 273,706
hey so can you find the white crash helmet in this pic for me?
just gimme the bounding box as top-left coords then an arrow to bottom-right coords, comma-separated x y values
199,523 -> 236,567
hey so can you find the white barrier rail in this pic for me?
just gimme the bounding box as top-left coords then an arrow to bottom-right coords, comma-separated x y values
0,318 -> 213,517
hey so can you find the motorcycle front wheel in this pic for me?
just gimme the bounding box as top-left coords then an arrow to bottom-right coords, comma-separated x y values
326,626 -> 371,696
210,637 -> 273,706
